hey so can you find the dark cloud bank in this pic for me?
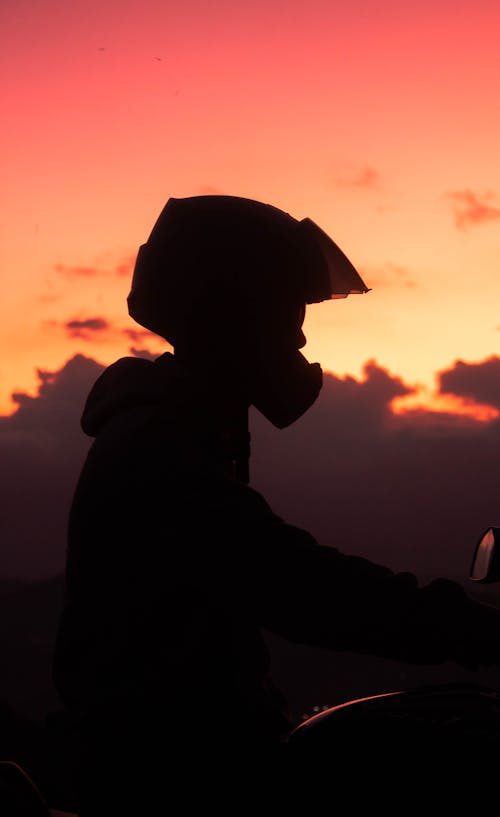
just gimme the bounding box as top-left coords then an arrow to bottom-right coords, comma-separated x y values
4,353 -> 500,721
253,360 -> 500,583
3,353 -> 500,582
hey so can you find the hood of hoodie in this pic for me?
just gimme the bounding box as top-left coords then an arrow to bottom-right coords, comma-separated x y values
81,352 -> 188,437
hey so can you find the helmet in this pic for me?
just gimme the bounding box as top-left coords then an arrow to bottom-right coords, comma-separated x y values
128,195 -> 369,427
128,195 -> 368,339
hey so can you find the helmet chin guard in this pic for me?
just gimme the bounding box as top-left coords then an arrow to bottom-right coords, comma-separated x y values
252,353 -> 323,429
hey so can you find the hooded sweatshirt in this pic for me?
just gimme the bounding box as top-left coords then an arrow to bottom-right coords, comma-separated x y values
53,353 -> 500,756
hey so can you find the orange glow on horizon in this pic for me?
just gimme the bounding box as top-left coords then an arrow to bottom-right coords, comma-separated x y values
391,391 -> 500,423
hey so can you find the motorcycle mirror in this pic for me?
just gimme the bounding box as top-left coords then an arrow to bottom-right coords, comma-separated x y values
470,527 -> 500,583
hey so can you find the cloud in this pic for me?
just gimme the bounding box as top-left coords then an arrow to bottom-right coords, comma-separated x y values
54,252 -> 136,279
54,263 -> 104,277
0,355 -> 103,579
198,185 -> 225,195
438,357 -> 500,409
445,189 -> 500,230
335,166 -> 382,190
123,328 -> 169,359
45,318 -> 168,348
115,255 -> 136,277
65,317 -> 110,339
122,327 -> 158,342
360,261 -> 417,289
250,359 -> 500,582
37,294 -> 60,304
129,346 -> 158,361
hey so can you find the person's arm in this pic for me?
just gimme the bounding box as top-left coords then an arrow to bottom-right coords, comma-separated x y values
216,482 -> 500,670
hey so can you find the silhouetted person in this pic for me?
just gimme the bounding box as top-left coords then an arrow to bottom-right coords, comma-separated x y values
53,196 -> 500,813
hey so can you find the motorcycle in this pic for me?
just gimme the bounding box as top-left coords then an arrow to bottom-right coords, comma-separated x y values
3,526 -> 500,813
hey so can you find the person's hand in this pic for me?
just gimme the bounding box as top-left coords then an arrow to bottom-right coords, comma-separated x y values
391,578 -> 500,669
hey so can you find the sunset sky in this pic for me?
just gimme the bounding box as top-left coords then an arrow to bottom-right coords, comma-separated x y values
6,0 -> 500,742
2,0 -> 500,417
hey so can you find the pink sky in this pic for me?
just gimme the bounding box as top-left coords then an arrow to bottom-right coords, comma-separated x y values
2,0 -> 500,416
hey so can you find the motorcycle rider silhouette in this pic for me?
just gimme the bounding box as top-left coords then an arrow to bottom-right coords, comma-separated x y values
52,196 -> 500,812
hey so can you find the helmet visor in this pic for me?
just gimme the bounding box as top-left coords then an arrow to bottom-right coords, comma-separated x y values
299,218 -> 371,303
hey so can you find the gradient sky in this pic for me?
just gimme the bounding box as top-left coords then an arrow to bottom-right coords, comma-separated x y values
2,0 -> 500,416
